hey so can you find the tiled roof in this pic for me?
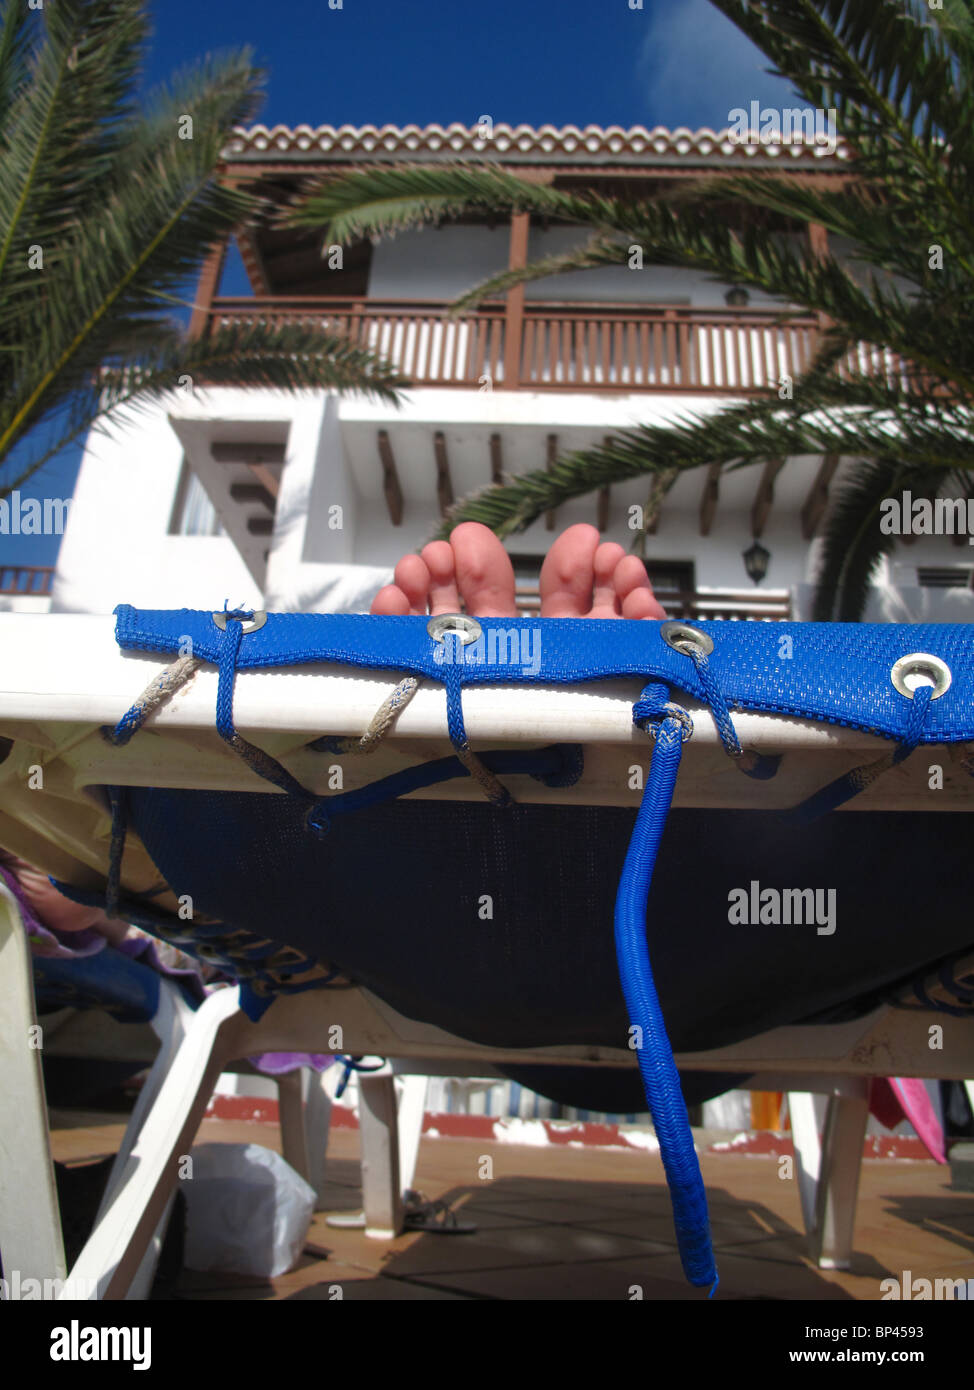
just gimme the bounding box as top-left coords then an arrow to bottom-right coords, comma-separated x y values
223,121 -> 850,166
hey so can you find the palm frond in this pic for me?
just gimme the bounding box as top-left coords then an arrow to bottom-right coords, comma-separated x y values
287,163 -> 619,243
95,320 -> 408,405
811,457 -> 950,619
811,455 -> 906,620
0,0 -> 147,286
428,378 -> 974,542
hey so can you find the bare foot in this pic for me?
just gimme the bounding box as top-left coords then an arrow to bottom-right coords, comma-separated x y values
371,522 -> 666,620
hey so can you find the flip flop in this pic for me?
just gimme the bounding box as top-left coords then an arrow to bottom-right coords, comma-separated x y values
402,1191 -> 477,1234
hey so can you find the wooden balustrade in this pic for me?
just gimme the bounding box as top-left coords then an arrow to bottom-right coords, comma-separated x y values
210,295 -> 914,396
514,582 -> 790,619
0,565 -> 55,596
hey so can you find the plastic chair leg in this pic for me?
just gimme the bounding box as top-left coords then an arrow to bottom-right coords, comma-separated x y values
811,1081 -> 870,1270
65,985 -> 246,1299
358,1074 -> 403,1239
0,885 -> 67,1287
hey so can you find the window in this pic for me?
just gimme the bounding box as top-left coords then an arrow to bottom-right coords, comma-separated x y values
169,459 -> 225,537
511,554 -> 695,614
917,566 -> 973,590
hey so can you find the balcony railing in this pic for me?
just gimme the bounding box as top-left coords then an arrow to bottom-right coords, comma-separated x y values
514,583 -> 790,619
0,565 -> 54,596
211,296 -> 891,394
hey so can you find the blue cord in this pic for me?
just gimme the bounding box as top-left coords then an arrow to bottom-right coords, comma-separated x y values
306,744 -> 582,833
787,683 -> 933,822
334,1055 -> 386,1099
615,708 -> 718,1293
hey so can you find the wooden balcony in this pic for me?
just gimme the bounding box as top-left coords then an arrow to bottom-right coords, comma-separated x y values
0,565 -> 54,596
209,296 -> 841,394
514,582 -> 790,620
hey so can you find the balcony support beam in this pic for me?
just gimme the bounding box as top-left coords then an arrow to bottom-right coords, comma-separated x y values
189,239 -> 229,340
489,433 -> 503,485
377,430 -> 404,527
503,212 -> 531,390
433,431 -> 454,517
751,457 -> 785,539
597,436 -> 613,532
699,462 -> 721,537
546,433 -> 558,531
801,452 -> 840,540
210,443 -> 287,466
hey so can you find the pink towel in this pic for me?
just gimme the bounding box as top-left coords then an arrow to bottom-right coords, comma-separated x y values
870,1078 -> 946,1162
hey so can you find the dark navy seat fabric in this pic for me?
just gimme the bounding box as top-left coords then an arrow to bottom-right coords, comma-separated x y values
124,787 -> 974,1055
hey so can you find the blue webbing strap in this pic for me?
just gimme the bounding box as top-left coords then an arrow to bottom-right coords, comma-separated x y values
617,680 -> 718,1294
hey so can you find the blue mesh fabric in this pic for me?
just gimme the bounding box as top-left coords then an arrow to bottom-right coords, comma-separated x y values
124,787 -> 974,1054
115,608 -> 974,742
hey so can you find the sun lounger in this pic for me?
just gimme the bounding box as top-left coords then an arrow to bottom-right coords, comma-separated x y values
0,607 -> 971,1295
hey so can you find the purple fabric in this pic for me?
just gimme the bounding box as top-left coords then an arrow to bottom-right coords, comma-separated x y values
3,864 -> 325,1051
246,1052 -> 335,1076
2,864 -> 206,1003
0,865 -> 105,960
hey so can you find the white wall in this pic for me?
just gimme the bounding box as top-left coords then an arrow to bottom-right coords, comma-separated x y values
52,404 -> 259,615
523,225 -> 792,308
57,384 -> 974,620
367,221 -> 805,309
368,224 -> 509,300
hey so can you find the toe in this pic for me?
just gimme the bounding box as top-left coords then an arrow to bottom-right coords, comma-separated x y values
614,555 -> 668,620
393,554 -> 434,615
370,584 -> 411,616
588,542 -> 626,617
419,541 -> 462,615
449,522 -> 517,617
539,524 -> 601,617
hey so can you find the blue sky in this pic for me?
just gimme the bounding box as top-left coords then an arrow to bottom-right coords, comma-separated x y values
3,0 -> 795,566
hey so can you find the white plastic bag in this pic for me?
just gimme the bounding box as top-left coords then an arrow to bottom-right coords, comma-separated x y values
182,1143 -> 317,1278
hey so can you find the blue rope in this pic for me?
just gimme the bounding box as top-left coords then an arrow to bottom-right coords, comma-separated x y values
306,744 -> 582,834
686,648 -> 780,781
334,1055 -> 386,1099
215,616 -> 317,800
615,685 -> 718,1294
438,648 -> 512,807
788,684 -> 934,823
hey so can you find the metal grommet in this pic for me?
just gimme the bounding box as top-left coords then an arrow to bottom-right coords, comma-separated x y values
212,610 -> 267,634
660,620 -> 714,657
427,613 -> 482,645
890,652 -> 952,701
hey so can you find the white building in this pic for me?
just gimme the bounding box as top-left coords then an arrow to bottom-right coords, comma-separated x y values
7,120 -> 966,625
